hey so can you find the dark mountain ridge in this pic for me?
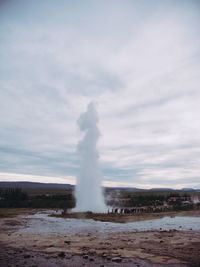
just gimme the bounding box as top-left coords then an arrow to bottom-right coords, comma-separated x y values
0,181 -> 199,192
0,181 -> 73,190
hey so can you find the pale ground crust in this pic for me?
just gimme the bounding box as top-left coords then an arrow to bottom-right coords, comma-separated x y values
53,209 -> 200,223
0,209 -> 200,267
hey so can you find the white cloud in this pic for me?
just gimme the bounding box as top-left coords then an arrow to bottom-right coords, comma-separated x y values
0,172 -> 75,185
0,0 -> 200,188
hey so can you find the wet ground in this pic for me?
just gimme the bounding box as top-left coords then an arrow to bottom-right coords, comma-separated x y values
18,211 -> 200,234
0,209 -> 200,267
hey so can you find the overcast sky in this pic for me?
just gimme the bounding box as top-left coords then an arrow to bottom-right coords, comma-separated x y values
0,0 -> 200,188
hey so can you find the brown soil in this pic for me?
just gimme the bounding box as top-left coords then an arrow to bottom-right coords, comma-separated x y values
1,242 -> 186,267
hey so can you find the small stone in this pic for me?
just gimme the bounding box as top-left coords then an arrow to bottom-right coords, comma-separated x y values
58,252 -> 65,258
66,255 -> 72,259
112,257 -> 122,263
83,255 -> 88,259
89,249 -> 95,254
24,255 -> 31,259
89,258 -> 94,261
64,240 -> 71,245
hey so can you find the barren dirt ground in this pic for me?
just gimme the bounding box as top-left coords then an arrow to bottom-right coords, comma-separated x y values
0,209 -> 200,267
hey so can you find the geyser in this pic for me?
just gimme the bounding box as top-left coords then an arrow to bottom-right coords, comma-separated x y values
75,102 -> 106,212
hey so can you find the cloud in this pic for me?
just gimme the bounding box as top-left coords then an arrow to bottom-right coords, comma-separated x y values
0,172 -> 76,185
0,0 -> 200,188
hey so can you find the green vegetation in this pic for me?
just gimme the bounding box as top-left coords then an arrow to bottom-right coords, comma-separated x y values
0,187 -> 199,212
128,192 -> 190,207
106,189 -> 200,211
128,194 -> 166,206
0,188 -> 75,209
0,208 -> 30,218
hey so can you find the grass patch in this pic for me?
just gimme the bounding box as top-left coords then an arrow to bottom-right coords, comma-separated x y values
0,208 -> 31,219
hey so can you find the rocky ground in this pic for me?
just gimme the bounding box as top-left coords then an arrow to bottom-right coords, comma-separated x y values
1,242 -> 181,267
0,209 -> 200,267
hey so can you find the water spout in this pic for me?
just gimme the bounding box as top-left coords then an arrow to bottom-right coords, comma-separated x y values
75,102 -> 106,212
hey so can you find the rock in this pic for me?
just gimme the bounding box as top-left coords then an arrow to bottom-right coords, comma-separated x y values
58,252 -> 65,258
66,255 -> 72,259
89,249 -> 95,254
89,258 -> 94,261
112,257 -> 122,263
24,255 -> 31,259
83,254 -> 89,259
64,240 -> 71,245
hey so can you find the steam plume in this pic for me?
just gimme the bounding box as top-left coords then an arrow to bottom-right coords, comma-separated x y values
75,102 -> 106,212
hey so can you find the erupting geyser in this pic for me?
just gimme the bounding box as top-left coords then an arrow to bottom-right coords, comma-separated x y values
75,102 -> 106,212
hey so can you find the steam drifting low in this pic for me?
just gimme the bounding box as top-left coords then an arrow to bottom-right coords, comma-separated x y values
75,102 -> 106,212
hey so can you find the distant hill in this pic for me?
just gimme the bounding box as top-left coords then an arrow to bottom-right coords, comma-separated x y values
107,187 -> 199,192
0,181 -> 73,190
182,188 -> 196,192
148,188 -> 175,192
147,188 -> 200,192
0,181 -> 199,192
106,187 -> 146,192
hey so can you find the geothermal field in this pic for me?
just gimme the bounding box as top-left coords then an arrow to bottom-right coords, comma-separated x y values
0,104 -> 200,267
1,208 -> 200,267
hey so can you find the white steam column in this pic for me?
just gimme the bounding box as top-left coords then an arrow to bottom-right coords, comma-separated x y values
75,102 -> 106,212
